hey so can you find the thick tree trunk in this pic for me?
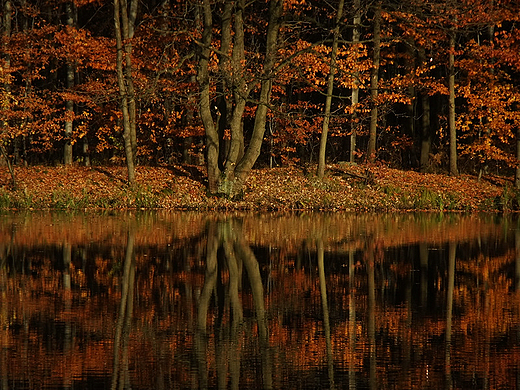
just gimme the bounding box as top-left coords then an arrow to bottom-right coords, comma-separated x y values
367,1 -> 381,163
199,0 -> 284,197
198,0 -> 220,193
350,0 -> 361,164
317,0 -> 344,179
448,30 -> 458,176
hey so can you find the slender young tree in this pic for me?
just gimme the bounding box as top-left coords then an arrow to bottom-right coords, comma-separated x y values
63,1 -> 76,165
114,0 -> 138,184
448,26 -> 458,175
367,0 -> 381,163
317,0 -> 345,179
350,0 -> 361,164
0,0 -> 16,188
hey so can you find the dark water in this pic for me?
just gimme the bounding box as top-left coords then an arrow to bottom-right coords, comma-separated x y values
1,211 -> 519,389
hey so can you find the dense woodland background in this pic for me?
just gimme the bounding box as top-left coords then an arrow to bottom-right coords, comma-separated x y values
0,0 -> 519,195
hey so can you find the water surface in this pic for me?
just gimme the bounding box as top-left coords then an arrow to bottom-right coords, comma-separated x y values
0,212 -> 519,389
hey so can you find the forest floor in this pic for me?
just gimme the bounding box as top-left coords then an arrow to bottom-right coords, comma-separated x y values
0,163 -> 517,212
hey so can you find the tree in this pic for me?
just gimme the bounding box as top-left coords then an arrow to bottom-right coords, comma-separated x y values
350,0 -> 362,164
317,0 -> 345,179
63,2 -> 76,166
448,24 -> 458,175
198,0 -> 285,197
114,0 -> 138,184
367,0 -> 381,163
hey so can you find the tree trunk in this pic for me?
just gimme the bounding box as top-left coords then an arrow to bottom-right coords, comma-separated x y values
220,0 -> 248,194
234,0 -> 284,188
1,0 -> 16,188
198,0 -> 220,193
114,0 -> 138,184
367,1 -> 381,163
350,0 -> 361,164
516,127 -> 520,189
318,0 -> 344,179
200,0 -> 285,197
64,1 -> 76,166
217,0 -> 233,171
420,93 -> 432,172
448,30 -> 458,176
317,0 -> 344,179
418,49 -> 431,172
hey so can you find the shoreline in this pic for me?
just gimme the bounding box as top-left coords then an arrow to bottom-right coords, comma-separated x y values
0,164 -> 515,212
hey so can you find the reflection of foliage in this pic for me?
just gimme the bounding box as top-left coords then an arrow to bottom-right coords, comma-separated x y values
1,214 -> 519,388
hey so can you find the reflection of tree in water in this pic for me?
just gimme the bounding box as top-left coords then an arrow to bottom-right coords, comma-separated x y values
195,218 -> 272,390
111,229 -> 136,390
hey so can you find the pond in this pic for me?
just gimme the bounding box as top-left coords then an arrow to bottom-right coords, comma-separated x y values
0,211 -> 519,389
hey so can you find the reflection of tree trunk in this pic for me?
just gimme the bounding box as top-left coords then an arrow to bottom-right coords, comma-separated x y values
419,243 -> 428,311
63,242 -> 72,390
317,238 -> 335,388
195,221 -> 219,389
445,242 -> 456,390
196,219 -> 250,389
222,222 -> 244,329
235,229 -> 272,389
367,245 -> 376,390
0,244 -> 7,390
111,230 -> 135,390
516,230 -> 520,387
348,250 -> 356,390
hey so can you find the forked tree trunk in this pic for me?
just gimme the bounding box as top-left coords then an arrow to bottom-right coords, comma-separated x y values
234,0 -> 284,189
317,0 -> 344,179
367,1 -> 381,163
199,0 -> 284,197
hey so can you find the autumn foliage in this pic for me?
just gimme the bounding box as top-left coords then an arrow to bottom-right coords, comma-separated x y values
0,0 -> 518,189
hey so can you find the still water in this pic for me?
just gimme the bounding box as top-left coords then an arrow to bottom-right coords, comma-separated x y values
0,212 -> 519,389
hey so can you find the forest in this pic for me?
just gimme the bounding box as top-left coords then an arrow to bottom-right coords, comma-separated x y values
0,0 -> 519,197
